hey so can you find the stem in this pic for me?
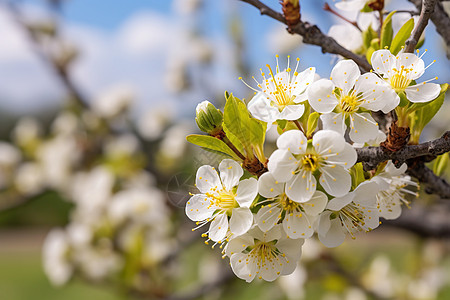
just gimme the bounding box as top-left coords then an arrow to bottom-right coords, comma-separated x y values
222,136 -> 246,160
323,2 -> 361,31
378,9 -> 384,38
293,120 -> 306,135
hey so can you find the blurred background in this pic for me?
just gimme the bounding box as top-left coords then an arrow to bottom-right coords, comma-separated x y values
0,0 -> 449,299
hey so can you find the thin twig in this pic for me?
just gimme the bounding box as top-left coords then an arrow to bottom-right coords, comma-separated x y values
404,0 -> 438,53
238,0 -> 372,72
356,131 -> 450,169
406,160 -> 450,199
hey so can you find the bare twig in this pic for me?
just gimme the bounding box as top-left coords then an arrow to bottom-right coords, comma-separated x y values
356,131 -> 450,169
406,160 -> 450,199
238,0 -> 372,71
404,0 -> 438,53
408,0 -> 450,58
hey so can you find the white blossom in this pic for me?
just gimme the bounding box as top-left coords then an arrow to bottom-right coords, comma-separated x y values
42,229 -> 73,286
371,161 -> 418,220
244,57 -> 315,124
268,129 -> 357,202
186,159 -> 257,242
256,172 -> 328,239
371,49 -> 441,104
307,60 -> 396,143
226,225 -> 303,282
318,181 -> 381,247
335,0 -> 368,11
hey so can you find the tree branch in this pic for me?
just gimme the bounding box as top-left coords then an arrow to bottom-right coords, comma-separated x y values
406,160 -> 450,198
406,0 -> 450,57
405,0 -> 438,53
238,0 -> 372,72
356,131 -> 450,168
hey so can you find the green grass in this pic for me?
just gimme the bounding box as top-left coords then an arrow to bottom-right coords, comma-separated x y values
0,252 -> 125,300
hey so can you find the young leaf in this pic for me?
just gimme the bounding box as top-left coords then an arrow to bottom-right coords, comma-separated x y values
186,134 -> 242,161
390,18 -> 414,55
433,153 -> 449,177
350,163 -> 366,190
306,112 -> 320,138
380,11 -> 396,49
363,26 -> 378,50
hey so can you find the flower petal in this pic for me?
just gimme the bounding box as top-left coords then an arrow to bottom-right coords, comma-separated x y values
278,104 -> 305,120
405,83 -> 441,103
276,129 -> 307,154
230,253 -> 255,282
302,191 -> 328,216
312,129 -> 346,155
258,172 -> 284,198
235,178 -> 258,207
283,211 -> 314,239
219,159 -> 243,191
225,234 -> 254,257
196,165 -> 221,193
230,207 -> 254,236
331,60 -> 360,95
268,150 -> 298,182
319,166 -> 351,197
248,92 -> 280,123
256,205 -> 282,232
326,192 -> 355,211
185,194 -> 215,221
318,213 -> 346,248
371,49 -> 396,78
349,112 -> 379,144
276,237 -> 304,261
397,53 -> 425,80
291,67 -> 316,96
320,112 -> 346,136
325,143 -> 357,170
208,213 -> 229,242
307,79 -> 338,113
285,171 -> 316,203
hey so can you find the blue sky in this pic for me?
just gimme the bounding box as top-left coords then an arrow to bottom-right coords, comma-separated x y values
2,0 -> 449,117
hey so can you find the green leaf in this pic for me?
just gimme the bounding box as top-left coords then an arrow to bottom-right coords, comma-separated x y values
186,134 -> 241,160
306,112 -> 320,138
390,18 -> 414,55
433,153 -> 449,176
366,46 -> 376,64
380,11 -> 396,49
363,26 -> 378,49
398,91 -> 409,107
409,83 -> 448,142
350,163 -> 366,190
276,119 -> 288,130
223,93 -> 266,154
360,3 -> 373,12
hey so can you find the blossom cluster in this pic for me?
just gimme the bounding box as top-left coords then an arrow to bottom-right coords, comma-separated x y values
185,46 -> 443,282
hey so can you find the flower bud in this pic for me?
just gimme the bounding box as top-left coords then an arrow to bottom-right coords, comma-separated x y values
195,101 -> 223,135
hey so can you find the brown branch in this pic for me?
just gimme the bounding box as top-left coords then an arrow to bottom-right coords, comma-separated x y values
238,0 -> 372,72
406,160 -> 450,199
404,0 -> 439,53
408,0 -> 450,58
356,131 -> 450,169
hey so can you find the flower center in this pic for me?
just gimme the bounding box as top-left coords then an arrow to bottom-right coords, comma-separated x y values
390,66 -> 413,91
249,241 -> 277,265
301,154 -> 319,172
339,94 -> 359,113
340,204 -> 365,228
206,190 -> 237,213
279,193 -> 300,212
265,65 -> 293,110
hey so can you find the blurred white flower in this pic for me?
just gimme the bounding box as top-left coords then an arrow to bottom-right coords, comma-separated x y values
278,263 -> 307,300
0,142 -> 21,188
51,112 -> 79,136
108,187 -> 168,226
71,166 -> 115,215
37,135 -> 80,190
266,25 -> 302,54
328,24 -> 362,53
104,134 -> 140,158
92,84 -> 134,118
137,106 -> 173,141
159,122 -> 192,159
42,229 -> 73,286
363,255 -> 394,298
11,117 -> 42,147
14,162 -> 46,195
173,0 -> 203,16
